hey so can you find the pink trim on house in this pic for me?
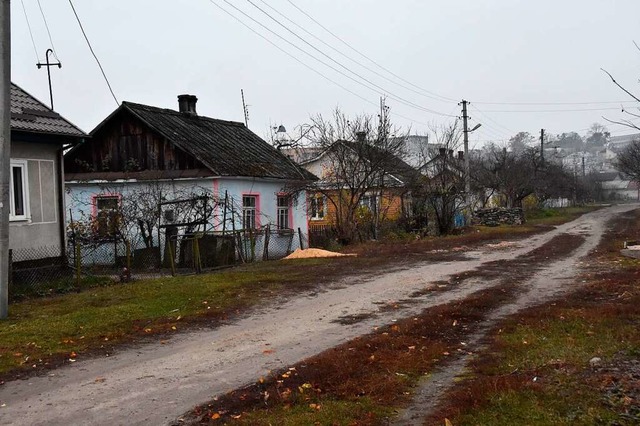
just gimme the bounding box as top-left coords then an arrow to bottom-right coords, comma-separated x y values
91,192 -> 122,218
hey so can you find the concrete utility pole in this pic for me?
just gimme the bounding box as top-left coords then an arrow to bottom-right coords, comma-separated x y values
0,0 -> 11,319
540,128 -> 545,166
461,100 -> 471,195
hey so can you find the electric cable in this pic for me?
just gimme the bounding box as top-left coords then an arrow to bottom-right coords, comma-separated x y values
255,0 -> 452,104
209,0 -> 432,127
221,0 -> 455,117
285,0 -> 458,103
21,0 -> 40,63
37,0 -> 60,60
68,0 -> 119,106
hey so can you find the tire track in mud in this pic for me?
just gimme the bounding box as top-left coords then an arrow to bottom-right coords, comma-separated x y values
393,210 -> 623,425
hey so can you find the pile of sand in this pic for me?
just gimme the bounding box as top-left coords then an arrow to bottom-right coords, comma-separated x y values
485,241 -> 519,250
283,248 -> 357,259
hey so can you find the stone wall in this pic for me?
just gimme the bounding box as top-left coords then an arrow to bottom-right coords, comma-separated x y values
473,207 -> 525,226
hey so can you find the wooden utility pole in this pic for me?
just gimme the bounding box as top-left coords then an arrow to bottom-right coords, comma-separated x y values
0,0 -> 11,319
540,128 -> 545,165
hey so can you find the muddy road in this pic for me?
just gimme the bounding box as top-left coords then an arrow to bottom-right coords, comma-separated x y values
0,205 -> 635,426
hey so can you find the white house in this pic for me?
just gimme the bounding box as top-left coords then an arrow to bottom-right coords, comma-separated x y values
64,95 -> 316,265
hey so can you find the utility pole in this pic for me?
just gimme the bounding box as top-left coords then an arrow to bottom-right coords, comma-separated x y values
461,100 -> 471,195
540,128 -> 545,166
37,48 -> 61,110
241,89 -> 249,128
0,0 -> 11,319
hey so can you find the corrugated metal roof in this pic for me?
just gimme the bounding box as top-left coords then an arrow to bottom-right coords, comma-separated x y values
10,83 -> 86,138
116,101 -> 316,181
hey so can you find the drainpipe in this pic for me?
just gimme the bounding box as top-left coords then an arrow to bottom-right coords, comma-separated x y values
58,145 -> 68,261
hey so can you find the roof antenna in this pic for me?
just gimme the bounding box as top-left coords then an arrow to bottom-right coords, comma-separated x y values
241,89 -> 249,128
36,48 -> 61,110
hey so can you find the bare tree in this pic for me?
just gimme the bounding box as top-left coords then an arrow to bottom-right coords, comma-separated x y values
585,123 -> 610,147
410,121 -> 465,235
601,43 -> 640,131
508,131 -> 536,154
472,145 -> 543,208
615,139 -> 640,183
306,106 -> 409,243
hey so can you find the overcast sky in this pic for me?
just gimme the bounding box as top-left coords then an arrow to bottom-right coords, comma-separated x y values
10,1 -> 640,147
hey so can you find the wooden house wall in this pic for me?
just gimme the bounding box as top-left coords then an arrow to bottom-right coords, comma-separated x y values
65,110 -> 207,173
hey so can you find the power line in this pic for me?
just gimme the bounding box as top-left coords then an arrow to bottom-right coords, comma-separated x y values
221,0 -> 455,117
209,1 -> 432,127
68,0 -> 119,106
37,0 -> 59,60
20,0 -> 39,63
255,0 -> 452,104
473,99 -> 637,106
285,0 -> 458,103
480,106 -> 623,113
469,104 -> 514,136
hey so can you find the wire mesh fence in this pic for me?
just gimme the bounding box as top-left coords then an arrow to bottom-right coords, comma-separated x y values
9,227 -> 307,301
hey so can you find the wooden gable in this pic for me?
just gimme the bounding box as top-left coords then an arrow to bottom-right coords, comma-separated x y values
65,108 -> 208,175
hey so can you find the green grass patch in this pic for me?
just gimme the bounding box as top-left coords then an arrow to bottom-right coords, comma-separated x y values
525,206 -> 600,226
456,386 -> 618,426
492,314 -> 638,374
230,398 -> 393,425
0,260 -> 322,375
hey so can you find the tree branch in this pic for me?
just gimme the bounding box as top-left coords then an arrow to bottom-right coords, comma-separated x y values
602,116 -> 640,131
601,68 -> 640,103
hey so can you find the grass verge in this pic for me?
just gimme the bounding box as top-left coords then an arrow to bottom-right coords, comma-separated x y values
0,205 -> 599,381
0,259 -> 328,378
426,208 -> 640,426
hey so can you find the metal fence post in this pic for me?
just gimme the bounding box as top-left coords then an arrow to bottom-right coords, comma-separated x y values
298,227 -> 303,250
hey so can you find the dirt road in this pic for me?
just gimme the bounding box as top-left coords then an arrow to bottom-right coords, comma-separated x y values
0,205 -> 635,426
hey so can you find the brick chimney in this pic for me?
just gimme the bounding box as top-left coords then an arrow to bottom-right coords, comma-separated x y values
355,131 -> 366,142
178,94 -> 198,115
439,147 -> 446,157
458,151 -> 464,160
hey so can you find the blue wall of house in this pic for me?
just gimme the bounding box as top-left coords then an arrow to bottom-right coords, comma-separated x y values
65,177 -> 308,265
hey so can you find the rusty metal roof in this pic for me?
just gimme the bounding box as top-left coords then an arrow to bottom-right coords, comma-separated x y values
111,101 -> 316,181
10,83 -> 86,138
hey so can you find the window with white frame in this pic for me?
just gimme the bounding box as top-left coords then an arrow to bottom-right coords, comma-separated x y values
277,195 -> 291,230
9,160 -> 29,221
310,194 -> 325,220
360,194 -> 378,215
95,195 -> 120,238
242,195 -> 258,230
